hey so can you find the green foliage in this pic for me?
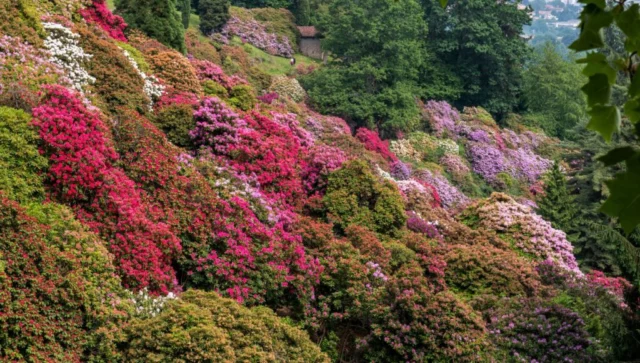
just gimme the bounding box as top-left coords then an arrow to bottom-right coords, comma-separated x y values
117,42 -> 151,73
302,0 -> 426,135
180,0 -> 191,29
115,0 -> 186,53
538,162 -> 579,235
118,290 -> 329,362
0,107 -> 47,203
421,0 -> 531,118
152,103 -> 196,148
198,0 -> 230,35
203,79 -> 229,97
522,43 -> 587,138
323,160 -> 407,237
569,1 -> 640,232
0,0 -> 42,46
228,84 -> 257,110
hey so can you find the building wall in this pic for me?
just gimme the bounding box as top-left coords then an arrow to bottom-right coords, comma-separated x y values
300,38 -> 323,60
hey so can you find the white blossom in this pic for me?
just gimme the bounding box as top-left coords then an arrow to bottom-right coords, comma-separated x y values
122,49 -> 165,110
42,22 -> 95,92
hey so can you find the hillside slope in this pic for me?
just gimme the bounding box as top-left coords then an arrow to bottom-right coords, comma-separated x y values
0,0 -> 637,361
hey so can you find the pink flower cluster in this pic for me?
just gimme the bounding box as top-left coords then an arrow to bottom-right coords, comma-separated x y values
414,169 -> 468,209
302,144 -> 348,195
215,16 -> 293,57
32,85 -> 181,294
473,194 -> 580,274
355,128 -> 398,162
190,97 -> 244,155
79,0 -> 127,42
586,270 -> 632,301
191,59 -> 246,89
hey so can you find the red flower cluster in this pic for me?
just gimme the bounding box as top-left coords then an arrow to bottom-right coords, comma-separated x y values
32,85 -> 180,293
355,127 -> 398,162
79,0 -> 127,42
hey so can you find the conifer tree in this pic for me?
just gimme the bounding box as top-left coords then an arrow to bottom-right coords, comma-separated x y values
198,0 -> 230,35
115,0 -> 186,53
181,0 -> 191,29
538,162 -> 578,235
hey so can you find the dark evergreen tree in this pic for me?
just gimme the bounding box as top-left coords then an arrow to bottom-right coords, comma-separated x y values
198,0 -> 230,35
420,0 -> 531,119
115,0 -> 186,53
538,162 -> 578,235
181,0 -> 191,29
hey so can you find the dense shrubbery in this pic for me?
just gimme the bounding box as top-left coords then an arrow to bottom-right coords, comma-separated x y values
119,290 -> 329,361
115,0 -> 185,52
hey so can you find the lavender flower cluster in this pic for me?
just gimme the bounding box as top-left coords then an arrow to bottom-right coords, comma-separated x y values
214,16 -> 293,57
190,97 -> 245,154
414,169 -> 469,209
423,100 -> 460,138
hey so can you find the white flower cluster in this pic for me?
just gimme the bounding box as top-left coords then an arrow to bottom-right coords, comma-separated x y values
122,50 -> 165,110
130,288 -> 176,318
42,22 -> 95,92
434,138 -> 460,155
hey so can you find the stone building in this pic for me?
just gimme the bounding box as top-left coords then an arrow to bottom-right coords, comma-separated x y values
297,26 -> 324,60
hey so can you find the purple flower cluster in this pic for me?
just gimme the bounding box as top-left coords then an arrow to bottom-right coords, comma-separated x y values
215,16 -> 293,57
488,298 -> 594,363
423,100 -> 460,138
468,129 -> 491,143
467,143 -> 511,182
190,97 -> 245,154
366,261 -> 388,282
271,112 -> 315,147
414,169 -> 468,209
390,161 -> 412,180
505,148 -> 553,184
406,212 -> 441,238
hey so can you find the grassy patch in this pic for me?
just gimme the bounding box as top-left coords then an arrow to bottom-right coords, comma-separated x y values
230,37 -> 320,76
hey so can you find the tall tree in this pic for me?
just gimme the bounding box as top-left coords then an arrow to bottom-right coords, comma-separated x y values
537,162 -> 578,234
420,0 -> 531,119
115,0 -> 186,53
301,0 -> 427,135
181,0 -> 191,29
198,0 -> 230,35
522,43 -> 586,138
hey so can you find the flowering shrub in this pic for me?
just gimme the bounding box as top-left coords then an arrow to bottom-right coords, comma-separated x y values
445,244 -> 541,298
423,100 -> 460,138
468,128 -> 492,143
467,143 -> 511,183
190,96 -> 243,154
152,93 -> 197,147
0,35 -> 68,109
390,160 -> 412,180
487,298 -> 599,362
258,92 -> 279,104
121,290 -> 329,362
414,169 -> 468,209
122,49 -> 164,110
586,270 -> 632,302
214,16 -> 294,57
323,160 -> 406,237
32,85 -> 181,293
0,197 -> 129,362
145,50 -> 201,95
269,75 -> 306,102
505,148 -> 552,184
462,193 -> 580,274
440,154 -> 471,180
42,22 -> 95,91
396,179 -> 442,209
130,288 -> 176,318
79,0 -> 127,41
355,128 -> 398,162
302,144 -> 348,195
191,59 -> 245,90
185,28 -> 222,63
0,107 -> 48,203
389,139 -> 422,161
406,211 -> 440,238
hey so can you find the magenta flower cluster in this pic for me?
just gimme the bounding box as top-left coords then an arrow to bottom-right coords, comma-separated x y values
190,97 -> 244,154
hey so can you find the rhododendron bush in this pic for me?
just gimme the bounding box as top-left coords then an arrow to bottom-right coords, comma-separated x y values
79,0 -> 127,41
213,16 -> 294,57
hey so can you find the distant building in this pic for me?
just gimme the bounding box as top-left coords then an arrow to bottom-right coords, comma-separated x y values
297,26 -> 324,60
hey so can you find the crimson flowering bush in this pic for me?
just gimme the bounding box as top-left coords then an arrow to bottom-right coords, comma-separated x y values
355,127 -> 398,162
79,0 -> 127,42
258,92 -> 279,104
406,211 -> 440,238
213,16 -> 294,57
32,85 -> 180,294
586,270 -> 632,301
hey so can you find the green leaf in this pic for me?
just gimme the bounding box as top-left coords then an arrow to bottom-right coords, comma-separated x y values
581,73 -> 611,106
587,104 -> 620,142
578,0 -> 606,9
439,0 -> 448,8
625,98 -> 640,123
625,37 -> 640,53
600,154 -> 640,234
630,75 -> 640,98
615,4 -> 640,39
598,146 -> 637,166
578,52 -> 617,83
569,28 -> 605,51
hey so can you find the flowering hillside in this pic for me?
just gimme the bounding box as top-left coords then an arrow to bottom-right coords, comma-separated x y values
0,1 -> 637,361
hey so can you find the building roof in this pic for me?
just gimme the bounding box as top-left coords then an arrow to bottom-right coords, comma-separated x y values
297,26 -> 319,38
